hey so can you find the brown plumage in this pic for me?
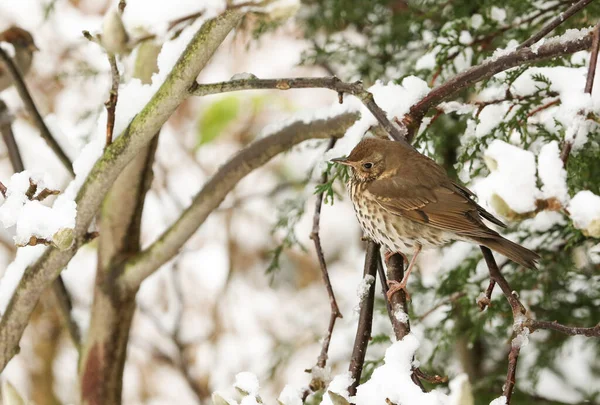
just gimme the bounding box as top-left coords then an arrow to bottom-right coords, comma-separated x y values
332,137 -> 539,298
0,26 -> 38,92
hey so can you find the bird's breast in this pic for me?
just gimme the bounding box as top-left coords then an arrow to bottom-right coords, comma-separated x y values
349,181 -> 452,253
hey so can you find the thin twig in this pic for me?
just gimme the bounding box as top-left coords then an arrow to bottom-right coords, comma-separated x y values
477,279 -> 496,311
504,342 -> 520,402
413,368 -> 448,384
0,48 -> 74,175
518,0 -> 594,49
0,100 -> 24,171
348,242 -> 379,396
105,54 -> 120,148
310,137 -> 343,387
528,320 -> 600,337
480,246 -> 524,404
481,247 -> 526,316
561,21 -> 600,165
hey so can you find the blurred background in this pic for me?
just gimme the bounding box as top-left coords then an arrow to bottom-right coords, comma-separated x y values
0,0 -> 599,404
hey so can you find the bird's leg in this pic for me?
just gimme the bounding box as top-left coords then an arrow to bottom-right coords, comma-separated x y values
386,245 -> 422,301
384,249 -> 408,266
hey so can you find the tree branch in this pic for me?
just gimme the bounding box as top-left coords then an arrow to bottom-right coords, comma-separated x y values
0,99 -> 81,351
528,320 -> 600,337
105,54 -> 120,148
561,21 -> 600,165
120,112 -> 359,290
382,253 -> 410,340
190,76 -> 408,142
310,137 -> 343,389
480,246 -> 523,404
0,47 -> 74,175
518,0 -> 594,49
0,8 -> 245,373
405,28 -> 594,140
348,241 -> 379,396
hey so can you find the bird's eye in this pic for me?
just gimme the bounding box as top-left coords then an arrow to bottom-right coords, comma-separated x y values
362,162 -> 373,169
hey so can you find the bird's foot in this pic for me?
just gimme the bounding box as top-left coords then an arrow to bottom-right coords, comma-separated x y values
386,280 -> 410,301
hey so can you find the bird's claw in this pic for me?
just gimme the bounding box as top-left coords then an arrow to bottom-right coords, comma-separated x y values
384,250 -> 408,266
386,280 -> 410,301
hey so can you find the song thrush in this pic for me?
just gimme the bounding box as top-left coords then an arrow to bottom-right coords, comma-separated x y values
332,137 -> 539,299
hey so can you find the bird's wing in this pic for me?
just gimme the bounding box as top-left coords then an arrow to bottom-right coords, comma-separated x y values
367,172 -> 501,239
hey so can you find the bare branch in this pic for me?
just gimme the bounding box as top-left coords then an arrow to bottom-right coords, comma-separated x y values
0,47 -> 74,175
528,320 -> 600,337
348,241 -> 379,396
518,0 -> 594,49
480,246 -> 523,404
120,112 -> 359,290
477,279 -> 496,311
0,9 -> 246,373
190,76 -> 408,142
0,100 -> 24,172
481,247 -> 526,317
310,137 -> 343,389
105,54 -> 120,148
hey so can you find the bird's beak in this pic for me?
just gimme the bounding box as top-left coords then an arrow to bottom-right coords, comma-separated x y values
28,43 -> 39,52
330,157 -> 351,166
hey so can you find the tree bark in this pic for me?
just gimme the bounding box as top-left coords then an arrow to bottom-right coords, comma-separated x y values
79,39 -> 161,404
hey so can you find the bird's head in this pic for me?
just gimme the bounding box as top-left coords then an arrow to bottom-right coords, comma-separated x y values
0,27 -> 38,53
331,138 -> 390,182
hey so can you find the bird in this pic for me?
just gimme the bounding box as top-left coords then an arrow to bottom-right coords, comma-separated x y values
331,137 -> 539,299
0,26 -> 38,92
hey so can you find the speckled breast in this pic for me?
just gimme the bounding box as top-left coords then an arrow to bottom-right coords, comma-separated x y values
349,181 -> 452,254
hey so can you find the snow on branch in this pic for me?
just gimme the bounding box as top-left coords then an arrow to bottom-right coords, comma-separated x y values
0,8 -> 246,373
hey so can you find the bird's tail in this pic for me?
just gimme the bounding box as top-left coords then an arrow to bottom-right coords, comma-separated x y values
473,236 -> 540,269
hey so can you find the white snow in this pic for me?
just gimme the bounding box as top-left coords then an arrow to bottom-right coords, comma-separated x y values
416,51 -> 438,71
278,385 -> 303,405
320,372 -> 353,405
353,334 -> 448,405
0,246 -> 45,314
0,171 -> 76,246
234,372 -> 260,396
490,7 -> 507,23
537,141 -> 568,204
568,191 -> 600,237
511,327 -> 530,349
478,140 -> 539,214
357,274 -> 375,301
459,31 -> 472,45
471,14 -> 483,30
489,396 -> 507,405
394,306 -> 409,324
